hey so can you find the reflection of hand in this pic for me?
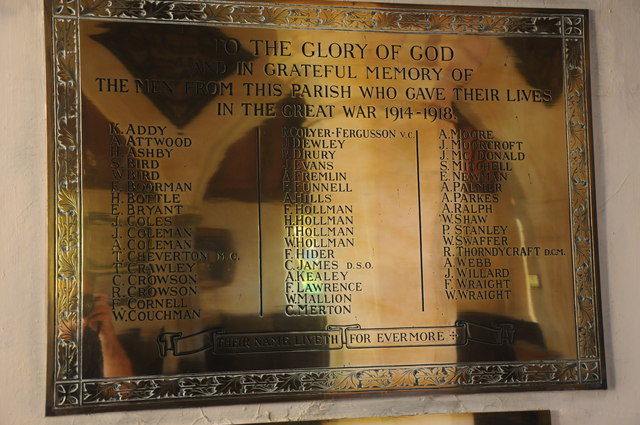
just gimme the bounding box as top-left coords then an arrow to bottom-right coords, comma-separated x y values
84,293 -> 133,378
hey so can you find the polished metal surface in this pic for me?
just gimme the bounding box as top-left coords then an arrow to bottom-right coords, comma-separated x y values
46,0 -> 604,415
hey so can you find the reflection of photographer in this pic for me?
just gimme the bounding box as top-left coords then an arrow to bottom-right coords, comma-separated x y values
83,294 -> 132,378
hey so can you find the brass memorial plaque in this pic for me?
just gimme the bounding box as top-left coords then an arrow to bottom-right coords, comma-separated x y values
46,0 -> 605,415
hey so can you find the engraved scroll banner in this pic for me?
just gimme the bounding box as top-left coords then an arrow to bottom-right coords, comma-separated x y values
157,321 -> 514,356
46,0 -> 605,415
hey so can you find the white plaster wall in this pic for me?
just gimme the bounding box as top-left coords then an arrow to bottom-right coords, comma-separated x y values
1,0 -> 638,423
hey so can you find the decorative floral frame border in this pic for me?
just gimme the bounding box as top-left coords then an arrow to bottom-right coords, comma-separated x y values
47,0 -> 603,414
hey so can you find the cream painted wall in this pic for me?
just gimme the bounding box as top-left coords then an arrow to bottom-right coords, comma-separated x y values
1,0 -> 638,423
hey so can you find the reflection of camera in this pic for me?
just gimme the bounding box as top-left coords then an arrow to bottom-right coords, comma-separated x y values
83,294 -> 95,317
83,294 -> 103,333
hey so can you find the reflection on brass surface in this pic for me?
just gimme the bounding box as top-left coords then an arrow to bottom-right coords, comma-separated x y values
46,0 -> 604,415
283,410 -> 552,425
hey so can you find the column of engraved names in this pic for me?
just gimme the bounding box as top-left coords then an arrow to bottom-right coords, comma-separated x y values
438,128 -> 527,301
281,126 -> 360,316
109,123 -> 203,323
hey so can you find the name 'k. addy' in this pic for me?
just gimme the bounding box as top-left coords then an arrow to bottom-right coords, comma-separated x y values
109,122 -> 193,152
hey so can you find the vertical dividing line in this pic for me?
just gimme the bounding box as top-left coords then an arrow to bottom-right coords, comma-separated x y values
256,128 -> 264,317
416,131 -> 425,312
